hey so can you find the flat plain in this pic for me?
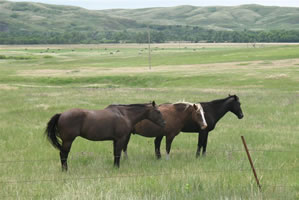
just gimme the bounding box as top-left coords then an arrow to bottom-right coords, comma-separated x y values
0,43 -> 298,199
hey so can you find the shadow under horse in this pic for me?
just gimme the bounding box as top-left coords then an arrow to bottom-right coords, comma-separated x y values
45,101 -> 165,170
123,103 -> 208,159
181,94 -> 244,157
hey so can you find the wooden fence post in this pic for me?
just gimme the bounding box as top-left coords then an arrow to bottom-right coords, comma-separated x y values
241,136 -> 262,190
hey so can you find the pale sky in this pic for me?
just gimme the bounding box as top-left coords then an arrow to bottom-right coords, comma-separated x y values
9,0 -> 299,10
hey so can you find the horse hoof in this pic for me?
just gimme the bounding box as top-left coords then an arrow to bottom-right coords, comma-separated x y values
113,164 -> 120,168
166,154 -> 170,160
123,152 -> 128,160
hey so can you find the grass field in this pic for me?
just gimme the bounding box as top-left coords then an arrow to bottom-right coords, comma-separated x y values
0,43 -> 298,199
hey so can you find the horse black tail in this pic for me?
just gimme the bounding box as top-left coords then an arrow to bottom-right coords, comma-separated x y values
45,113 -> 62,151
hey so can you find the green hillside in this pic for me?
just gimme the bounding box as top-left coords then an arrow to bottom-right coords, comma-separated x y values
1,1 -> 299,33
0,1 -> 142,33
1,1 -> 299,44
103,4 -> 299,31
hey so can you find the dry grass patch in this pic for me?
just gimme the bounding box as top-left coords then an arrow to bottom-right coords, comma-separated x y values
266,74 -> 289,79
15,58 -> 299,78
2,43 -> 298,51
35,104 -> 50,110
0,84 -> 18,90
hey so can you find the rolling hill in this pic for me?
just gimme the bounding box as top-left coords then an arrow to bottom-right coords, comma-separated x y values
0,1 -> 143,33
101,4 -> 299,31
1,0 -> 299,34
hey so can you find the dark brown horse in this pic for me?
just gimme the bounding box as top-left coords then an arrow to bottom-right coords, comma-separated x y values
181,95 -> 244,157
123,102 -> 207,159
45,101 -> 165,170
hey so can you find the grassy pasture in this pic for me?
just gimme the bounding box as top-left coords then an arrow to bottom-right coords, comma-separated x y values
0,43 -> 298,199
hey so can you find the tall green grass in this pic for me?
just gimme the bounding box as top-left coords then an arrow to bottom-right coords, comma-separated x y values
0,44 -> 298,199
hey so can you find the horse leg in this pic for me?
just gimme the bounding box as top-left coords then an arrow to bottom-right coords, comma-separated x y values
196,133 -> 204,158
196,132 -> 208,158
113,140 -> 119,167
154,136 -> 163,159
122,134 -> 131,159
202,133 -> 209,156
113,137 -> 126,168
60,140 -> 73,171
165,136 -> 174,160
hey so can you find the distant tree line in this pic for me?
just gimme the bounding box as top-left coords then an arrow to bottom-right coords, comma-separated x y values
1,25 -> 299,44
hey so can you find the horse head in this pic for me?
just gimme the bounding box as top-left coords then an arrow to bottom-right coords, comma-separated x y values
228,94 -> 244,119
191,103 -> 208,130
147,101 -> 166,128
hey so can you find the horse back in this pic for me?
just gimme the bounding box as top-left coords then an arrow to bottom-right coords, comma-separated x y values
58,108 -> 129,141
81,109 -> 130,140
58,108 -> 87,140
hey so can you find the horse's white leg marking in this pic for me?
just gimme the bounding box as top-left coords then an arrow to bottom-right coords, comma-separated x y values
123,151 -> 128,159
166,153 -> 170,160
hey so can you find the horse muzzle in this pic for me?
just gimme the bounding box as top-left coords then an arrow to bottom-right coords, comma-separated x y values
201,124 -> 208,130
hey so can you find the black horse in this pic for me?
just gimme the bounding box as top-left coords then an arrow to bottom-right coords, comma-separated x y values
181,94 -> 244,157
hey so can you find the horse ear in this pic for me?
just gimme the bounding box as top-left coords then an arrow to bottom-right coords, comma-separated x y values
152,101 -> 156,107
193,104 -> 198,110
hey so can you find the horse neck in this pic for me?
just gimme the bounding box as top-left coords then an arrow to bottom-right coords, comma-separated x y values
123,106 -> 149,126
209,98 -> 231,123
182,106 -> 194,123
174,105 -> 194,124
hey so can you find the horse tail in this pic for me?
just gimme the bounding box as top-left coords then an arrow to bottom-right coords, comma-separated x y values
45,113 -> 62,151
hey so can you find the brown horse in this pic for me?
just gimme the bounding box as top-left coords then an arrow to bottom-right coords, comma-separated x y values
123,102 -> 207,159
45,101 -> 165,170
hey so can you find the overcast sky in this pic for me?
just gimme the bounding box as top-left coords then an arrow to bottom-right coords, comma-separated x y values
10,0 -> 299,10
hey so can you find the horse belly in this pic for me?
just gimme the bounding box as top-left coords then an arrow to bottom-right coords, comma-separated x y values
80,116 -> 115,141
134,120 -> 164,137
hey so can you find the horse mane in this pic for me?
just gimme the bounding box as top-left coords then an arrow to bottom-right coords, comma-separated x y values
108,103 -> 150,108
203,95 -> 238,105
160,102 -> 172,105
174,101 -> 202,112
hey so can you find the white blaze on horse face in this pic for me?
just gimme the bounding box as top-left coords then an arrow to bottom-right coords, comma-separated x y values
198,104 -> 208,129
176,101 -> 207,129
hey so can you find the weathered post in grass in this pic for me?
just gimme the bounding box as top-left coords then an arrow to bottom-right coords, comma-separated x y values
241,136 -> 262,190
147,27 -> 151,70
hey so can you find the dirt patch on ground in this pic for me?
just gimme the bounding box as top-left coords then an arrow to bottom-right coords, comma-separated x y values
266,74 -> 289,79
35,104 -> 50,110
0,84 -> 18,90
